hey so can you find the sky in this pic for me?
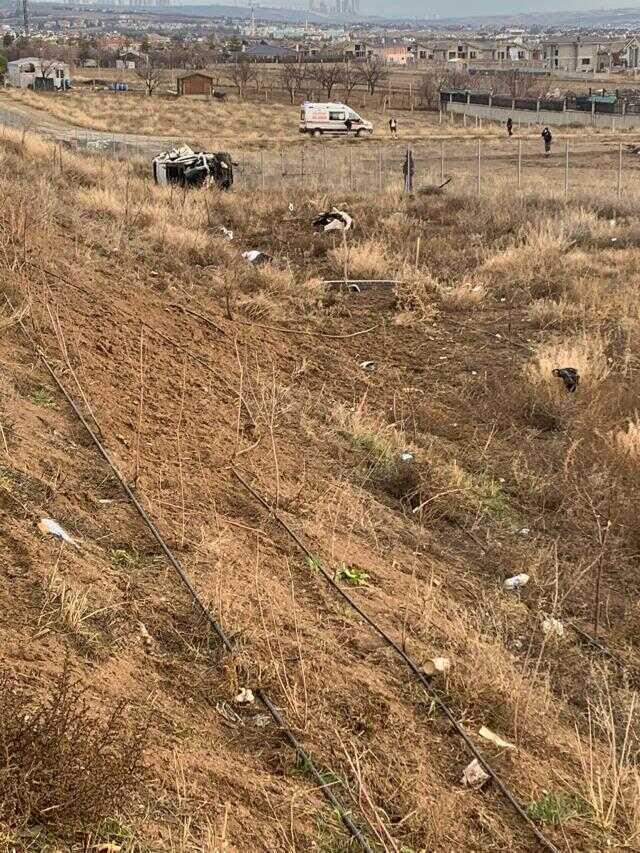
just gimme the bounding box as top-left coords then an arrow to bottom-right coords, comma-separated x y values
363,0 -> 640,18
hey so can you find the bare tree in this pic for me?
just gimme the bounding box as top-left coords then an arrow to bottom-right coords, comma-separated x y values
279,59 -> 308,104
343,60 -> 360,99
135,56 -> 166,96
310,62 -> 344,100
501,70 -> 545,99
227,58 -> 256,100
357,56 -> 388,96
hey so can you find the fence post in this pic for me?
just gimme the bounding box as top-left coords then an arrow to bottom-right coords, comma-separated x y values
477,137 -> 481,198
618,141 -> 622,198
260,150 -> 265,190
440,138 -> 444,183
349,148 -> 353,190
564,140 -> 569,201
517,139 -> 522,190
378,149 -> 383,190
280,149 -> 285,187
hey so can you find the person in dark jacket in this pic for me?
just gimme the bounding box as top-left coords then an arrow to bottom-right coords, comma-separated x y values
506,117 -> 513,137
345,117 -> 353,134
542,126 -> 553,156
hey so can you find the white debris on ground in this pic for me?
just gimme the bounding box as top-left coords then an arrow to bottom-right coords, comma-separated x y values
423,656 -> 451,676
542,616 -> 564,637
37,518 -> 80,549
479,726 -> 515,750
461,758 -> 490,788
503,573 -> 529,591
234,687 -> 255,705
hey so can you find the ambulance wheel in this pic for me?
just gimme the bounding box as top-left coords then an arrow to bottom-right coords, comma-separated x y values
356,129 -> 364,137
312,129 -> 322,138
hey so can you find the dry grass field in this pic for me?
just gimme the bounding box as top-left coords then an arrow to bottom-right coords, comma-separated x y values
1,123 -> 640,851
1,85 -> 632,152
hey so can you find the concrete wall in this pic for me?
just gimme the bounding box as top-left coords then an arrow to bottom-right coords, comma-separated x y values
444,100 -> 640,130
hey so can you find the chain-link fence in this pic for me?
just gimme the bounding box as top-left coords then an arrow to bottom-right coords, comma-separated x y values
3,110 -> 640,201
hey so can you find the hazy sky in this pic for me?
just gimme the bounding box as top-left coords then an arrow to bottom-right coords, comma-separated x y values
364,0 -> 640,17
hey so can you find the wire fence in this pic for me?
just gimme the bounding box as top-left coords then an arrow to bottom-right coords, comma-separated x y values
4,110 -> 640,201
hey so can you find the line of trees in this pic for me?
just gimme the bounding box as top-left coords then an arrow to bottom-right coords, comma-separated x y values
277,57 -> 389,104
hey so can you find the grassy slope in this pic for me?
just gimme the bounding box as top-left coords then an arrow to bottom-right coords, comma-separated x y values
1,128 -> 639,851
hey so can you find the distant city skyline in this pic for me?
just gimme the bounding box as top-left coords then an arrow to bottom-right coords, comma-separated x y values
362,0 -> 640,18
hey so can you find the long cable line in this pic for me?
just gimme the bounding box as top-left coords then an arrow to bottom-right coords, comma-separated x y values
232,469 -> 561,853
13,317 -> 373,853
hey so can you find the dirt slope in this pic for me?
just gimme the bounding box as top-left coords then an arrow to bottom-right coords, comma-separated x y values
1,128 -> 639,852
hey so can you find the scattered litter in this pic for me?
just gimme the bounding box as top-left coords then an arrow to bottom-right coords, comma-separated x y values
611,237 -> 618,243
471,370 -> 477,376
401,451 -> 414,462
242,250 -> 272,266
288,203 -> 295,213
254,713 -> 272,728
542,616 -> 564,637
347,283 -> 361,293
215,701 -> 243,725
152,145 -> 235,190
312,207 -> 353,232
423,656 -> 451,676
503,573 -> 529,591
95,845 -> 122,853
520,527 -> 530,536
37,518 -> 80,549
98,499 -> 115,505
552,367 -> 579,393
479,726 -> 515,750
138,621 -> 153,652
461,758 -> 490,788
234,687 -> 255,705
359,360 -> 376,371
218,225 -> 234,241
498,477 -> 506,484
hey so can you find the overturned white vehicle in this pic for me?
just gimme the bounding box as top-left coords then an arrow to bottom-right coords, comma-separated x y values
152,145 -> 235,191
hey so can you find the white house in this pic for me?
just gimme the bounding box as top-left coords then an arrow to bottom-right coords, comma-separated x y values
6,57 -> 70,90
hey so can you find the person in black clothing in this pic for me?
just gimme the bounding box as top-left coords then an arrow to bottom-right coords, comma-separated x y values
345,117 -> 353,134
542,126 -> 553,156
506,117 -> 513,137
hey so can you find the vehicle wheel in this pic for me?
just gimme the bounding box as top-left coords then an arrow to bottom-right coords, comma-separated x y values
356,129 -> 363,137
313,129 -> 322,138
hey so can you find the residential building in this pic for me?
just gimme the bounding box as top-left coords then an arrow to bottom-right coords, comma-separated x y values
6,57 -> 70,90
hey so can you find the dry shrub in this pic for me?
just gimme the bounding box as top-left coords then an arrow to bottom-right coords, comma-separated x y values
611,412 -> 640,461
394,267 -> 439,321
329,239 -> 389,279
480,218 -> 571,301
0,665 -> 150,834
147,219 -> 210,259
438,281 -> 485,311
528,298 -> 582,330
77,186 -> 127,220
527,332 -> 610,389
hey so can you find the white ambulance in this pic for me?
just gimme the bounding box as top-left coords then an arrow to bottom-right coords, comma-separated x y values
299,102 -> 373,138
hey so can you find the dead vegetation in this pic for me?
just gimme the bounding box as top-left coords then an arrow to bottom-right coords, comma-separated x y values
1,123 -> 640,851
0,665 -> 149,835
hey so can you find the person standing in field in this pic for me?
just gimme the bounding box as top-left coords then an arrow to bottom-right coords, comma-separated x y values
389,116 -> 398,138
542,126 -> 553,156
506,117 -> 513,136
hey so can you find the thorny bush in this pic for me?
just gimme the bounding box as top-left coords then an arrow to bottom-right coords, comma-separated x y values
0,664 -> 150,834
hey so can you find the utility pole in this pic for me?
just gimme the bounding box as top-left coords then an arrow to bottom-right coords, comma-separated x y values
16,0 -> 28,38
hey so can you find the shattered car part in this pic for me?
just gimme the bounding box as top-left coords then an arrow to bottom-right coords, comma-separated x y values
152,144 -> 235,191
461,758 -> 490,788
552,367 -> 579,393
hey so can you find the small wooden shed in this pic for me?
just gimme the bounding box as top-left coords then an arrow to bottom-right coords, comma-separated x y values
177,72 -> 214,96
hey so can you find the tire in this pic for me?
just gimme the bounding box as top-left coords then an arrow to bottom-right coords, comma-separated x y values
355,129 -> 363,138
312,129 -> 322,138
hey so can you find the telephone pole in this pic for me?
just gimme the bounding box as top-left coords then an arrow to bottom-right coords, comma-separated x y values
15,0 -> 29,38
